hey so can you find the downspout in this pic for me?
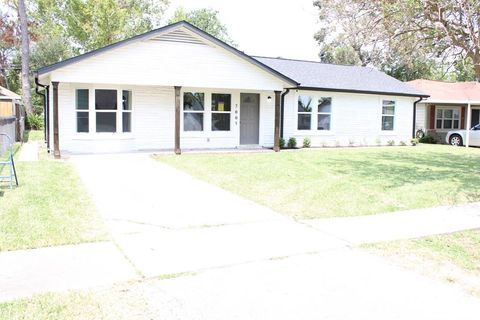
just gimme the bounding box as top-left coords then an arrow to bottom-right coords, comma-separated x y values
34,75 -> 49,147
280,88 -> 290,139
412,97 -> 423,139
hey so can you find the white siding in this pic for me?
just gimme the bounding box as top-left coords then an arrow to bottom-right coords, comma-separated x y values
283,90 -> 415,147
45,34 -> 286,91
415,104 -> 427,131
54,83 -> 275,153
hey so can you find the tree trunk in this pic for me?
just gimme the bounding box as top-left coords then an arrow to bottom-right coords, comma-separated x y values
17,0 -> 33,114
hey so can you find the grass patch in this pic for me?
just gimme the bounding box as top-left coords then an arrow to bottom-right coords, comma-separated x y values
23,130 -> 44,142
156,145 -> 480,219
364,229 -> 480,297
0,140 -> 108,251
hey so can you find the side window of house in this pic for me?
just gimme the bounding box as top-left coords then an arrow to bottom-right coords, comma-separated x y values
95,89 -> 117,132
122,90 -> 132,133
211,93 -> 231,131
184,92 -> 204,131
436,108 -> 460,129
76,89 -> 89,133
298,95 -> 312,130
381,100 -> 395,131
318,97 -> 332,130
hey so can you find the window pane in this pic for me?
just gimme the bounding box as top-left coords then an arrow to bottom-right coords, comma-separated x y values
96,112 -> 116,132
212,94 -> 231,111
123,112 -> 131,132
444,119 -> 452,129
453,110 -> 460,119
77,112 -> 89,133
436,109 -> 443,118
298,114 -> 311,130
122,90 -> 132,110
184,113 -> 203,131
436,120 -> 442,128
318,98 -> 332,113
444,109 -> 453,119
382,106 -> 395,115
382,116 -> 394,130
383,100 -> 395,106
95,90 -> 117,110
454,120 -> 459,129
184,92 -> 204,111
76,89 -> 89,110
212,113 -> 230,131
298,96 -> 312,112
318,114 -> 331,130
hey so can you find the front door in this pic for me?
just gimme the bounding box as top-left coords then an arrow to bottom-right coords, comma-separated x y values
471,109 -> 480,128
240,93 -> 260,145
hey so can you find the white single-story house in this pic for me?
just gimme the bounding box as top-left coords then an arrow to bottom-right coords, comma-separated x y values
408,79 -> 480,144
35,21 -> 427,157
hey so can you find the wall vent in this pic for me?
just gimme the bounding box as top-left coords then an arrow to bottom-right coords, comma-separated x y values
149,29 -> 208,46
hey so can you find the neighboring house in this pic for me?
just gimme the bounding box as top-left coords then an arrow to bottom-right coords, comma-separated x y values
35,21 -> 426,157
0,86 -> 20,118
408,79 -> 480,143
0,86 -> 22,142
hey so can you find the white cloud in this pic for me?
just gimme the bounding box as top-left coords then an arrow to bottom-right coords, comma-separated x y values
166,0 -> 321,61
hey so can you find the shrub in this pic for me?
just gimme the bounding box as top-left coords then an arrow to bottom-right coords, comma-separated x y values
411,138 -> 420,146
387,140 -> 395,146
279,137 -> 286,149
419,135 -> 436,144
26,113 -> 44,130
400,141 -> 407,146
303,137 -> 311,148
287,137 -> 297,149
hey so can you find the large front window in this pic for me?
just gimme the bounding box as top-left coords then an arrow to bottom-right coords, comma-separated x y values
183,92 -> 204,131
317,97 -> 332,130
95,89 -> 117,133
298,95 -> 312,130
211,93 -> 231,131
436,108 -> 460,130
381,100 -> 395,131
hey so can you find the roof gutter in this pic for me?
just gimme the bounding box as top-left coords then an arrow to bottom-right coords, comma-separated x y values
280,89 -> 290,139
295,86 -> 429,98
412,96 -> 424,139
34,75 -> 49,147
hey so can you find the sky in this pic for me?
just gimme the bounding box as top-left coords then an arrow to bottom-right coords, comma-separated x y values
166,0 -> 321,61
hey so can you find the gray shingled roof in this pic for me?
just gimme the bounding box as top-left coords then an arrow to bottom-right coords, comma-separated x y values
254,56 -> 427,97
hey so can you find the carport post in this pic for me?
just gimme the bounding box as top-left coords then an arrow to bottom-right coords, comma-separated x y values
273,90 -> 281,152
174,86 -> 181,155
466,102 -> 472,148
52,81 -> 61,159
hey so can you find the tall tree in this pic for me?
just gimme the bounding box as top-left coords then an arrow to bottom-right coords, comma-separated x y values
17,0 -> 33,113
168,7 -> 236,46
0,11 -> 16,88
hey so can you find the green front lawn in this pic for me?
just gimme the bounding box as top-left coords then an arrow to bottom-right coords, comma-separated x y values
364,229 -> 480,297
156,145 -> 480,219
0,132 -> 108,251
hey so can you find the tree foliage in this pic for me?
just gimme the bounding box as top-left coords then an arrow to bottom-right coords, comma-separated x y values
168,7 -> 236,46
314,0 -> 480,81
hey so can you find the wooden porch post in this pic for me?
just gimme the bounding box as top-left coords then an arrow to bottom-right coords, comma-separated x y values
273,90 -> 281,152
52,81 -> 60,159
174,86 -> 181,155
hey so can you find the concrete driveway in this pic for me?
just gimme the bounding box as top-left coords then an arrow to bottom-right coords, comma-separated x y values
70,153 -> 480,319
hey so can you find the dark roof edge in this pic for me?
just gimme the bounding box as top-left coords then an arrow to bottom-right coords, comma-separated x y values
36,21 -> 298,86
294,86 -> 430,98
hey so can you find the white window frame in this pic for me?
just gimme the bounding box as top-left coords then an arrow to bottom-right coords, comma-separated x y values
121,90 -> 132,133
183,92 -> 205,132
75,89 -> 89,133
297,95 -> 313,130
317,97 -> 332,131
435,107 -> 460,130
381,100 -> 396,131
211,93 -> 232,132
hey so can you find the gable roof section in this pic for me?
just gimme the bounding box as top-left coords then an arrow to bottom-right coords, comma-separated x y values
407,79 -> 480,103
36,21 -> 298,86
255,56 -> 428,97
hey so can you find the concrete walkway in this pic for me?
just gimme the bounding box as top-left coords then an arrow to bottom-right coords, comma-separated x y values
0,242 -> 137,302
304,202 -> 480,245
18,141 -> 38,161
